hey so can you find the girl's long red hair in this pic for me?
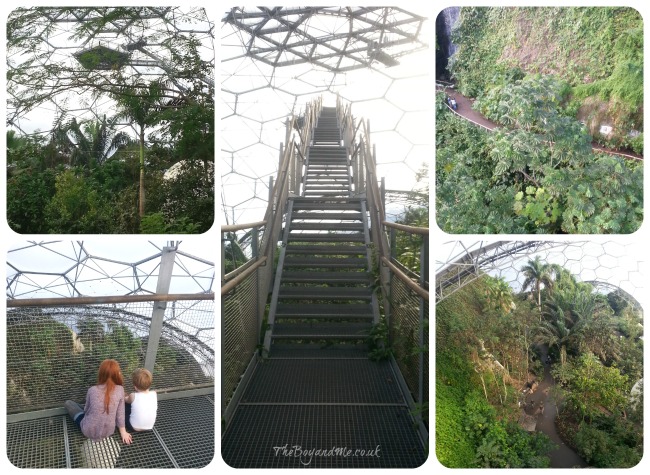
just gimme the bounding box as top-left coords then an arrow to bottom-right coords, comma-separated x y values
97,359 -> 124,413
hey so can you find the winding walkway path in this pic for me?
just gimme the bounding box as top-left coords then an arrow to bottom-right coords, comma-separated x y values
437,84 -> 643,161
524,346 -> 587,468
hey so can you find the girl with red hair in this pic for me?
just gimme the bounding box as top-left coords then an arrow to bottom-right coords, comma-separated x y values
64,359 -> 132,444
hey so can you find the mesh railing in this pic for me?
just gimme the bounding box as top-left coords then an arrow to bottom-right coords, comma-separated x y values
390,276 -> 429,426
7,297 -> 214,414
222,269 -> 259,413
338,98 -> 429,433
221,97 -> 323,420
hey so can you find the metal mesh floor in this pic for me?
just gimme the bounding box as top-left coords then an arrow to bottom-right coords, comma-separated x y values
241,359 -> 404,404
222,405 -> 426,468
222,355 -> 426,468
7,395 -> 214,468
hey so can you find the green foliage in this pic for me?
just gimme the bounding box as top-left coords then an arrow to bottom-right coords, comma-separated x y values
7,313 -> 211,412
441,7 -> 643,234
463,391 -> 553,468
574,418 -> 642,467
161,161 -> 214,233
483,276 -> 513,314
436,350 -> 477,467
436,91 -> 643,234
366,317 -> 392,361
436,278 -> 554,467
7,167 -> 57,233
451,7 -> 643,111
45,170 -> 114,233
139,212 -> 200,234
562,353 -> 628,422
6,126 -> 213,234
514,187 -> 562,230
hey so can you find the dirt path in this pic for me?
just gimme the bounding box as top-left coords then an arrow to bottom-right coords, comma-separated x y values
437,85 -> 643,161
524,346 -> 587,468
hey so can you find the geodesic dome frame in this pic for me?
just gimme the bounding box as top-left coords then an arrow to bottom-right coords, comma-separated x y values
436,240 -> 644,312
7,7 -> 214,138
6,241 -> 215,414
220,6 -> 432,226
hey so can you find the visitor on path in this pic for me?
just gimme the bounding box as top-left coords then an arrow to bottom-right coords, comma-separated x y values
449,98 -> 457,110
124,368 -> 158,432
64,359 -> 132,445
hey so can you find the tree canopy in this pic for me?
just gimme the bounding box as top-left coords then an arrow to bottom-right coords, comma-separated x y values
6,7 -> 215,233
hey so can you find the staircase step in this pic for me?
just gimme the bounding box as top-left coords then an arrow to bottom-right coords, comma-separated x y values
268,345 -> 369,358
302,189 -> 350,194
309,147 -> 346,153
290,223 -> 362,231
279,287 -> 372,300
305,180 -> 350,185
288,233 -> 365,242
286,245 -> 367,255
272,322 -> 373,339
303,191 -> 352,197
276,303 -> 373,317
307,169 -> 349,174
292,202 -> 360,210
284,256 -> 367,267
303,184 -> 350,189
291,212 -> 362,220
282,271 -> 372,283
292,197 -> 362,202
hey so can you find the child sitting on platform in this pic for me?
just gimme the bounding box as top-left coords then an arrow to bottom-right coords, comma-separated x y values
124,368 -> 157,432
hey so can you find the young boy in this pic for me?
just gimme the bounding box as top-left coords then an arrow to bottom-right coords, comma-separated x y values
124,368 -> 158,432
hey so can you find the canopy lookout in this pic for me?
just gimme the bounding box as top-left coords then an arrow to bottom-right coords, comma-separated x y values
221,97 -> 429,468
6,243 -> 215,468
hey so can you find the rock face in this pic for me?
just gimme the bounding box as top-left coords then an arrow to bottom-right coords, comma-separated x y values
518,412 -> 537,432
80,437 -> 121,468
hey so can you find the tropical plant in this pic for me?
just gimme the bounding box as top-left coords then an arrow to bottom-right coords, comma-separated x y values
113,80 -> 168,217
483,276 -> 514,314
563,352 -> 628,422
55,115 -> 131,167
520,256 -> 554,312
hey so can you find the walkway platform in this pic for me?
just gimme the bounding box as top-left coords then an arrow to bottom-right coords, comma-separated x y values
221,348 -> 426,468
7,392 -> 214,468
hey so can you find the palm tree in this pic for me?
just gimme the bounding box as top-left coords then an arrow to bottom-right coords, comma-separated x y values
520,256 -> 554,314
45,116 -> 130,168
113,80 -> 167,217
484,277 -> 514,314
536,297 -> 581,367
65,116 -> 131,167
571,292 -> 619,362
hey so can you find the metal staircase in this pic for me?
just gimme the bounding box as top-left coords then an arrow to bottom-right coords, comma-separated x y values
267,107 -> 379,347
221,104 -> 427,468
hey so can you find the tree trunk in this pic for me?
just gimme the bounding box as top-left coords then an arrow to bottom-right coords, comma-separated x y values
139,128 -> 145,217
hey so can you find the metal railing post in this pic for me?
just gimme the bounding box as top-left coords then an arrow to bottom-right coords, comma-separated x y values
144,243 -> 177,373
419,238 -> 428,409
221,232 -> 226,286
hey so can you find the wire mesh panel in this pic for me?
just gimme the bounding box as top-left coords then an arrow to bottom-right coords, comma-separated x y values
7,417 -> 68,468
154,396 -> 215,468
156,299 -> 215,390
7,300 -> 214,414
222,269 -> 259,410
389,275 -> 428,421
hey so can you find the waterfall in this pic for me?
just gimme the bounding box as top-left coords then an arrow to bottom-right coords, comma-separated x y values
435,7 -> 461,80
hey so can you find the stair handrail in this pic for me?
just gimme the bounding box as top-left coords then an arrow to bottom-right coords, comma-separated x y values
256,96 -> 323,323
337,95 -> 391,295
